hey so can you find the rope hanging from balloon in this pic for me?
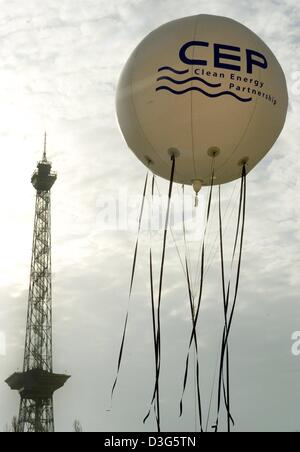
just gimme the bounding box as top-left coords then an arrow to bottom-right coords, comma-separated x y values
143,153 -> 176,431
179,164 -> 215,423
111,172 -> 149,402
218,183 -> 234,433
181,184 -> 203,432
148,174 -> 160,431
213,164 -> 247,432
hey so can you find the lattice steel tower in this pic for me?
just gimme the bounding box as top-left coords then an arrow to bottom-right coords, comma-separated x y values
6,135 -> 70,432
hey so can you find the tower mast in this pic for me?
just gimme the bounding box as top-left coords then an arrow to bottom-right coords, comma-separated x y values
6,136 -> 70,432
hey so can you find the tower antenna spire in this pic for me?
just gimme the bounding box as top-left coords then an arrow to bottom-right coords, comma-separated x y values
43,132 -> 47,161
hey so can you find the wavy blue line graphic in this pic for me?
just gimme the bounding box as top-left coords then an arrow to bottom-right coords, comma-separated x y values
158,66 -> 189,75
156,86 -> 252,103
157,75 -> 222,88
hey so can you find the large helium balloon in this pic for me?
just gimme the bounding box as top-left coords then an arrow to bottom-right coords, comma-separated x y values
116,15 -> 288,186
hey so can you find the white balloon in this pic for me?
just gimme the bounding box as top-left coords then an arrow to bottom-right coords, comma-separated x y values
116,15 -> 288,186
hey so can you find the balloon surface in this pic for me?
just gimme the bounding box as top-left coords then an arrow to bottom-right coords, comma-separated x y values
116,15 -> 288,186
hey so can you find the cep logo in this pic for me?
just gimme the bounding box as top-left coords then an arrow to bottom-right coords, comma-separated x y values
179,41 -> 268,74
156,41 -> 275,105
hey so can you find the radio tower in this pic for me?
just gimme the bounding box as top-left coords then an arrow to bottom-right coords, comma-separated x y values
6,134 -> 70,432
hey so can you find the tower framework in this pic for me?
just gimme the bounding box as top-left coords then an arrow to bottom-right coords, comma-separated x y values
6,136 -> 70,432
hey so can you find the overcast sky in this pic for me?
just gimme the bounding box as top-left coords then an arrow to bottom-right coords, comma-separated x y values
0,0 -> 299,433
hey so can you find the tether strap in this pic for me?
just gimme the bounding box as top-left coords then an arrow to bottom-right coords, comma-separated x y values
179,168 -> 214,422
111,173 -> 149,400
214,165 -> 247,432
148,175 -> 159,430
181,185 -> 203,432
144,155 -> 176,431
218,185 -> 232,432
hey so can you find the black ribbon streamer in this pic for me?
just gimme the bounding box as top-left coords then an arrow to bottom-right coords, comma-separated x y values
179,168 -> 215,422
111,173 -> 149,401
181,185 -> 203,432
143,155 -> 176,431
218,185 -> 233,432
213,165 -> 247,432
148,175 -> 160,430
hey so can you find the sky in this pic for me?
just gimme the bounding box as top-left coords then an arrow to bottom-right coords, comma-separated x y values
0,0 -> 299,433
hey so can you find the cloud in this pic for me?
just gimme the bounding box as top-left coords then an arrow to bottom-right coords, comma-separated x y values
0,0 -> 299,432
